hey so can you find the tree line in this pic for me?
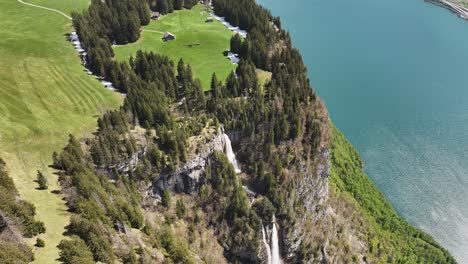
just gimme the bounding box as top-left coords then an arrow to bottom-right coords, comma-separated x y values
149,0 -> 198,14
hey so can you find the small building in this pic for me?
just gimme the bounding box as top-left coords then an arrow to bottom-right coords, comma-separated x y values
69,32 -> 79,42
203,0 -> 212,6
163,32 -> 176,41
206,17 -> 214,22
151,11 -> 160,20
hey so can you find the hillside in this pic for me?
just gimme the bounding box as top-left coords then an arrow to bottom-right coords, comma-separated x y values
0,0 -> 121,262
114,4 -> 237,89
0,0 -> 457,263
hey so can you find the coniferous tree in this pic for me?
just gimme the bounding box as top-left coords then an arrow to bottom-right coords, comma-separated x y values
230,33 -> 242,54
37,171 -> 48,190
174,0 -> 184,10
162,189 -> 171,208
176,199 -> 187,219
226,71 -> 240,97
183,0 -> 198,9
177,58 -> 187,98
192,79 -> 205,109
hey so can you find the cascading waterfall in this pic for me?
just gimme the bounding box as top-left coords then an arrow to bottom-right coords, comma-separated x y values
221,130 -> 280,263
262,225 -> 272,264
223,133 -> 241,174
271,215 -> 281,264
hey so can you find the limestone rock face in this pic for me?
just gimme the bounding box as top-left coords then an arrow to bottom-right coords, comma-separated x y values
149,129 -> 225,196
282,148 -> 330,260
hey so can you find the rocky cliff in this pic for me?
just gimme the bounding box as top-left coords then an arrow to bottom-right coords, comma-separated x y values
147,128 -> 226,196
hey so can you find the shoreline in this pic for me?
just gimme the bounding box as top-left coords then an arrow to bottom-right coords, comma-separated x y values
425,0 -> 468,19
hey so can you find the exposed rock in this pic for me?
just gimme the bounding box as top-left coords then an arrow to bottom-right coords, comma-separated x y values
115,146 -> 147,173
148,128 -> 226,196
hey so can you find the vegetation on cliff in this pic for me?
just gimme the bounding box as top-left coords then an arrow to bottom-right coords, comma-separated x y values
330,126 -> 455,263
48,0 -> 457,263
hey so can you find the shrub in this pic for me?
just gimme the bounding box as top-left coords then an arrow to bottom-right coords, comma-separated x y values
58,237 -> 94,264
35,238 -> 45,247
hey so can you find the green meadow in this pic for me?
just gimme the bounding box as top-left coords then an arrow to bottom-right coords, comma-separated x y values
114,5 -> 237,89
0,0 -> 121,263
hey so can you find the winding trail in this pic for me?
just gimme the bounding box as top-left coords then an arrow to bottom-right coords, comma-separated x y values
16,0 -> 72,20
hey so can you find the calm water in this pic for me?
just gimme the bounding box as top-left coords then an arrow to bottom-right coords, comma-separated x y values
257,0 -> 468,261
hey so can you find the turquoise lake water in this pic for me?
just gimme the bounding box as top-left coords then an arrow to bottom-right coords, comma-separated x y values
257,0 -> 468,261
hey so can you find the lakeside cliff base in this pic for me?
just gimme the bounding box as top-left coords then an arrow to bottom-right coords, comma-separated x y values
426,0 -> 468,19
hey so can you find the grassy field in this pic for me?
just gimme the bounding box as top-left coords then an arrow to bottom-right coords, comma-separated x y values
114,5 -> 237,89
27,0 -> 89,13
0,0 -> 121,263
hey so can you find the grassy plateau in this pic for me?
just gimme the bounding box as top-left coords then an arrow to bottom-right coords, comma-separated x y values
0,0 -> 121,263
114,4 -> 237,89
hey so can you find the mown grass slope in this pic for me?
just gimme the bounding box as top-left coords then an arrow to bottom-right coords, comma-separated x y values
114,5 -> 237,89
0,0 -> 121,263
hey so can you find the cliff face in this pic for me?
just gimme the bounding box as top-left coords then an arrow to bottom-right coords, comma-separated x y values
148,128 -> 226,196
141,99 -> 333,263
281,147 -> 330,261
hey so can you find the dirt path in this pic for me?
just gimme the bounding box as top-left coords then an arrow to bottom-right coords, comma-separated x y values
16,0 -> 72,20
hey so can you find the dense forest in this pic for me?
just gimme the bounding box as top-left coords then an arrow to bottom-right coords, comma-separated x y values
45,0 -> 459,263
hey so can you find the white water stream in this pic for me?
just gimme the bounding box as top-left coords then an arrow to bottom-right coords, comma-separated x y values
271,215 -> 281,264
262,225 -> 272,264
223,133 -> 241,174
222,131 -> 281,263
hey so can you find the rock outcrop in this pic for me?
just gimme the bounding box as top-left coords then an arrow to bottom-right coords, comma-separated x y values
148,128 -> 227,196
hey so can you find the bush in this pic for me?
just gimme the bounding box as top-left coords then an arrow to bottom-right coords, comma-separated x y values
35,238 -> 45,247
58,237 -> 94,264
252,197 -> 276,223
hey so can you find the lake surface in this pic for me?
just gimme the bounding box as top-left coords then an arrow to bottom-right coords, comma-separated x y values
257,0 -> 468,261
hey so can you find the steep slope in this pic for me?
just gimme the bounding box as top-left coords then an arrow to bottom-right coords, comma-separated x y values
325,126 -> 455,263
0,0 -> 121,262
0,159 -> 44,264
5,0 -> 457,263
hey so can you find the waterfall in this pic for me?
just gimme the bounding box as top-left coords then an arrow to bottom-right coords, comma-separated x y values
223,133 -> 241,173
262,225 -> 272,264
271,215 -> 281,264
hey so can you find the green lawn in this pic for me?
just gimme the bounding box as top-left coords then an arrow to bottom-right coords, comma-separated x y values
27,0 -> 89,13
114,5 -> 237,89
0,0 -> 121,263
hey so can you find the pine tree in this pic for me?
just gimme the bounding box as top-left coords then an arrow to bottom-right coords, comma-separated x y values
192,79 -> 205,108
230,33 -> 242,54
210,73 -> 219,99
161,189 -> 171,208
226,71 -> 240,97
37,170 -> 48,190
176,199 -> 187,219
177,58 -> 187,98
174,0 -> 184,10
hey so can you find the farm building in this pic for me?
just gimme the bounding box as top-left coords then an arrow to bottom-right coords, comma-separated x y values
206,17 -> 214,22
163,32 -> 176,41
151,11 -> 160,20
